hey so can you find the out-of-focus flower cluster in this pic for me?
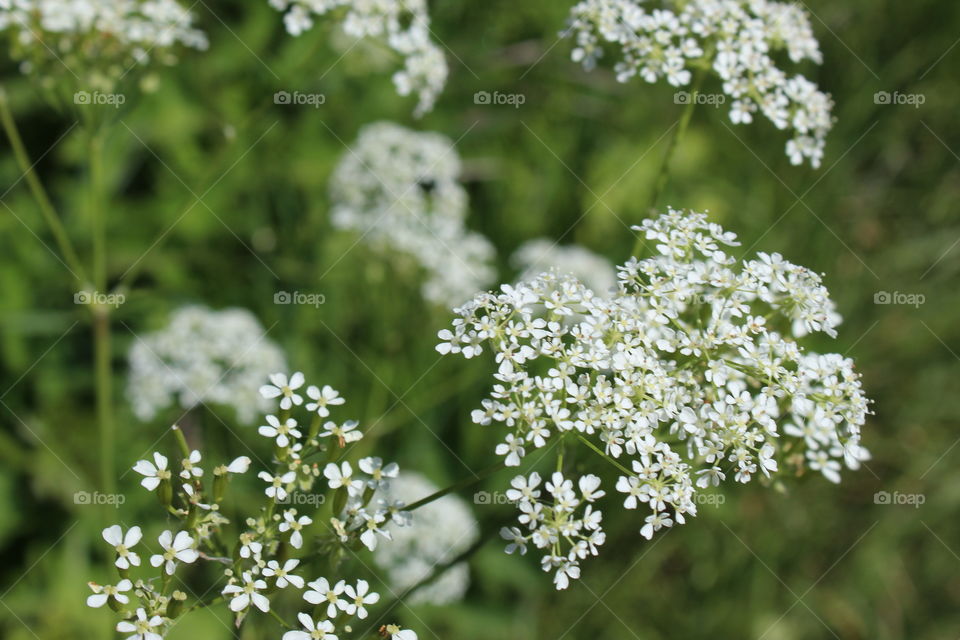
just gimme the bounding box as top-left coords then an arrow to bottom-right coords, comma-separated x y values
127,305 -> 287,424
330,121 -> 495,309
438,208 -> 870,588
373,472 -> 479,605
93,373 -> 418,639
269,0 -> 448,116
567,0 -> 834,167
512,238 -> 617,296
0,0 -> 207,89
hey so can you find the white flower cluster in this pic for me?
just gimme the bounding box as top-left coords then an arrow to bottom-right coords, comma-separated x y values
567,0 -> 834,167
330,122 -> 496,308
127,305 -> 287,424
438,208 -> 870,588
0,0 -> 207,88
373,472 -> 479,605
92,375 -> 417,639
512,238 -> 617,296
269,0 -> 448,116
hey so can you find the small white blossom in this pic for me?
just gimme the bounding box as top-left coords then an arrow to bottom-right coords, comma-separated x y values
260,372 -> 305,410
132,453 -> 171,492
86,579 -> 132,608
150,530 -> 198,575
263,559 -> 305,589
223,571 -> 270,612
102,525 -> 142,569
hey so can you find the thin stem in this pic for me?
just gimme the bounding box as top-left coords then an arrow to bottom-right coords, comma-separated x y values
633,65 -> 709,256
577,435 -> 634,477
0,87 -> 87,285
403,461 -> 506,512
88,129 -> 115,497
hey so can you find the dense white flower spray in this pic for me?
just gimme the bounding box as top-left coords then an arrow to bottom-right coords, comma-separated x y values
438,208 -> 870,589
0,0 -> 207,89
330,121 -> 496,309
373,472 -> 479,605
269,0 -> 448,116
126,306 -> 287,424
92,373 -> 418,639
512,238 -> 618,296
567,0 -> 834,167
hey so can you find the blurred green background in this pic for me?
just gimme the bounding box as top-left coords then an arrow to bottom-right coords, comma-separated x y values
1,0 -> 958,638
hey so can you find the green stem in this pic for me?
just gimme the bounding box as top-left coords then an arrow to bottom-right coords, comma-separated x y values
0,87 -> 87,285
634,65 -> 709,256
403,461 -> 506,512
577,435 -> 634,477
88,130 -> 115,498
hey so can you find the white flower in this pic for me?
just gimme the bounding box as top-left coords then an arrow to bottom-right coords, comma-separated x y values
102,525 -> 142,569
259,414 -> 302,448
319,419 -> 363,444
329,122 -> 495,308
132,453 -> 171,491
439,208 -> 870,588
279,510 -> 313,549
269,0 -> 448,115
179,449 -> 203,480
127,306 -> 286,424
358,457 -> 399,489
567,0 -> 834,167
116,607 -> 165,640
225,456 -> 252,474
263,559 -> 305,589
86,579 -> 132,608
259,470 -> 297,501
282,612 -> 337,640
341,579 -> 379,619
382,625 -> 418,640
306,385 -> 345,417
150,530 -> 198,575
260,372 -> 305,410
324,461 -> 362,495
303,577 -> 348,619
223,571 -> 270,612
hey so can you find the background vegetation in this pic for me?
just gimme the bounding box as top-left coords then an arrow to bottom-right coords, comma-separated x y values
0,0 -> 958,638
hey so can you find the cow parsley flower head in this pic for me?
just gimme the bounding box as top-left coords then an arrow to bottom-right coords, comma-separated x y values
127,305 -> 287,424
439,207 -> 870,588
372,472 -> 479,605
567,0 -> 834,167
0,0 -> 207,90
330,122 -> 496,308
512,238 -> 618,296
269,0 -> 448,116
